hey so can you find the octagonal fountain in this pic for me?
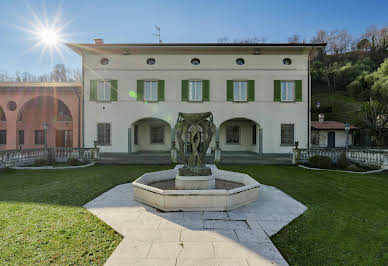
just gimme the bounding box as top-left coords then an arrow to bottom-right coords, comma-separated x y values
132,112 -> 260,211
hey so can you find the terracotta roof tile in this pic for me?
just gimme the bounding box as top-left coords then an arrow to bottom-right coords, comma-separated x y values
311,121 -> 358,130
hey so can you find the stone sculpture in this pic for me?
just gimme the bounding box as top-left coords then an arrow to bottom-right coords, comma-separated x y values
175,112 -> 215,176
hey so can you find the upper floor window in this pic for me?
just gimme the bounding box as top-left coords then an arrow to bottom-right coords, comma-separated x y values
191,58 -> 200,65
146,58 -> 156,65
281,124 -> 294,145
189,80 -> 202,101
283,58 -> 292,65
233,81 -> 247,101
57,101 -> 72,121
100,58 -> 109,65
144,80 -> 158,101
236,58 -> 245,65
281,81 -> 295,101
98,80 -> 111,101
97,123 -> 111,146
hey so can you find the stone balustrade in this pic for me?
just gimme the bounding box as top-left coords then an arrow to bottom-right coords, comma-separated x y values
294,148 -> 388,169
0,147 -> 99,167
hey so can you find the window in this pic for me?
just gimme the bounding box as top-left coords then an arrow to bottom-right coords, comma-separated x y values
236,58 -> 245,65
18,130 -> 24,145
100,58 -> 109,65
97,123 -> 111,146
283,58 -> 292,65
189,80 -> 202,101
144,80 -> 158,101
146,58 -> 156,65
281,81 -> 295,101
150,126 -> 164,144
252,125 -> 256,145
281,124 -> 294,145
191,58 -> 200,65
226,126 -> 240,144
57,101 -> 72,121
97,80 -> 111,101
233,81 -> 247,101
35,130 -> 45,145
0,130 -> 6,145
134,125 -> 138,145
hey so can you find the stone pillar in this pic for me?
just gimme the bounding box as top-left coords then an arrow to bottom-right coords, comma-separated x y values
5,110 -> 17,150
256,127 -> 263,154
214,126 -> 221,163
128,128 -> 132,154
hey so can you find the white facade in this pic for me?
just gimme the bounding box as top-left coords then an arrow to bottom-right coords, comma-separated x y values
311,130 -> 353,148
68,43 -> 325,154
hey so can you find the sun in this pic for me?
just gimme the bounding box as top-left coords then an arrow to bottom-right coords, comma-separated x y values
39,28 -> 60,46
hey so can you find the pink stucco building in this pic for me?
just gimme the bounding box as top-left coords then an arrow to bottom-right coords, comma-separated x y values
0,82 -> 82,150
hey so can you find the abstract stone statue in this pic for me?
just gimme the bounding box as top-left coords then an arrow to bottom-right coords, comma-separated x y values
175,112 -> 215,176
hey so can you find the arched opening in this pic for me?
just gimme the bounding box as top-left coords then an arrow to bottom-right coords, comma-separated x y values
16,96 -> 73,148
0,106 -> 6,121
130,118 -> 171,153
219,118 -> 262,154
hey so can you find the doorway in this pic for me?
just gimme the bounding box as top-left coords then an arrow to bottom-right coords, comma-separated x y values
328,132 -> 335,148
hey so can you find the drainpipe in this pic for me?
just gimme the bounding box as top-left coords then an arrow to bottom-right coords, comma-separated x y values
81,51 -> 85,147
307,47 -> 314,149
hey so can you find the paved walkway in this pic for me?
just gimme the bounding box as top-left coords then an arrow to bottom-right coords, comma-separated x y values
84,180 -> 306,265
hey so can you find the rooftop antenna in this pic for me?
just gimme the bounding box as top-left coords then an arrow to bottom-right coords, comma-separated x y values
153,25 -> 162,43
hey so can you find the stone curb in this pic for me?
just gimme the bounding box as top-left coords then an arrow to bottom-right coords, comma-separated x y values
9,162 -> 95,170
298,164 -> 384,174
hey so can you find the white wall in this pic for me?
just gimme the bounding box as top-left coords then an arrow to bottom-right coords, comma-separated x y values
132,119 -> 171,152
83,53 -> 309,154
313,130 -> 353,148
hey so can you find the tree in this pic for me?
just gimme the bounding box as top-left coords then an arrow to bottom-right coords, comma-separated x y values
358,99 -> 388,147
288,34 -> 304,43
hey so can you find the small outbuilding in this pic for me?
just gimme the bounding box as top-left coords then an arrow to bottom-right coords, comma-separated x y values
311,114 -> 358,148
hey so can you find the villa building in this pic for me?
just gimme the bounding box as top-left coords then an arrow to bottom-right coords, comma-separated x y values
67,41 -> 325,155
0,82 -> 82,150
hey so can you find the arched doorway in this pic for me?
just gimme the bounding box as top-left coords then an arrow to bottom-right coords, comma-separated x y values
130,118 -> 171,153
16,96 -> 73,148
0,106 -> 6,146
219,118 -> 262,153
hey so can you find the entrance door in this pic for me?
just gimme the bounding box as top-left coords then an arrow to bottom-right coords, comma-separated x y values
328,132 -> 335,148
56,130 -> 73,147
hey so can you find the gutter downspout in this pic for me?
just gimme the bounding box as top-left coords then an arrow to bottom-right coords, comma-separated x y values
307,47 -> 314,149
81,51 -> 85,147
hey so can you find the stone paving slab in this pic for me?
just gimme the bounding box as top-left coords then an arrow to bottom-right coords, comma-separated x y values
84,175 -> 307,266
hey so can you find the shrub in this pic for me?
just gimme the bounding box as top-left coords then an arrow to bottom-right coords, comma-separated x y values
308,155 -> 332,169
336,152 -> 350,169
67,158 -> 82,166
33,159 -> 48,167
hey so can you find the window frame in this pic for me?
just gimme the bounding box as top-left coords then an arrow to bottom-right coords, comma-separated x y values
233,80 -> 248,102
97,123 -> 111,146
280,124 -> 295,146
34,130 -> 45,145
188,80 -> 203,102
280,81 -> 295,102
0,130 -> 6,145
97,80 -> 112,102
17,130 -> 24,145
144,80 -> 159,102
150,126 -> 164,144
226,126 -> 240,144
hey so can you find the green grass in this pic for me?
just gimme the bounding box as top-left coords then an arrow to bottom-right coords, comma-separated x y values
219,165 -> 388,265
0,165 -> 173,265
1,164 -> 387,265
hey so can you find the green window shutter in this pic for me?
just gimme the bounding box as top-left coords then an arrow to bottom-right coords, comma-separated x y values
202,80 -> 210,101
247,80 -> 255,101
158,80 -> 165,101
295,80 -> 302,101
274,80 -> 281,102
90,80 -> 97,101
137,80 -> 144,101
227,80 -> 233,101
181,80 -> 188,101
110,80 -> 118,101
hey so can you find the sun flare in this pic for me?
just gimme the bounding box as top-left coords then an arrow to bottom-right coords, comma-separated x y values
39,28 -> 60,46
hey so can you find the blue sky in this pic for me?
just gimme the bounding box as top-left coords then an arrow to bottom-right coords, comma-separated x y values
0,0 -> 387,75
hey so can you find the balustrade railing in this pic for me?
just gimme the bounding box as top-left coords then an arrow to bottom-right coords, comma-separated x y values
0,147 -> 99,167
294,148 -> 388,169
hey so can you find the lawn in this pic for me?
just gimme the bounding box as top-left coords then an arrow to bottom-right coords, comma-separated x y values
0,165 -> 173,265
0,164 -> 387,265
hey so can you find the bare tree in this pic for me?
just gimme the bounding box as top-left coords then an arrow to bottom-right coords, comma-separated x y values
288,34 -> 305,43
217,36 -> 266,44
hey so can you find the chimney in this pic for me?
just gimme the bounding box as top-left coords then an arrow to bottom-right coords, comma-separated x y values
318,113 -> 325,122
94,38 -> 104,45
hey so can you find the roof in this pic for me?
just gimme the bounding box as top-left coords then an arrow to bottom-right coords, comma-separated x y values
0,82 -> 81,90
311,121 -> 358,130
66,42 -> 326,55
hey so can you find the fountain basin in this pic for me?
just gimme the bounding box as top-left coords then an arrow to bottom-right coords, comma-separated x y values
132,165 -> 260,211
175,174 -> 216,190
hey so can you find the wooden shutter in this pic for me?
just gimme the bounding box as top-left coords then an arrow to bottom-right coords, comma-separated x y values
247,80 -> 255,101
137,80 -> 144,101
90,80 -> 97,101
158,80 -> 165,101
181,80 -> 188,101
110,80 -> 118,101
274,80 -> 281,102
295,80 -> 302,101
202,80 -> 210,101
227,80 -> 233,101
